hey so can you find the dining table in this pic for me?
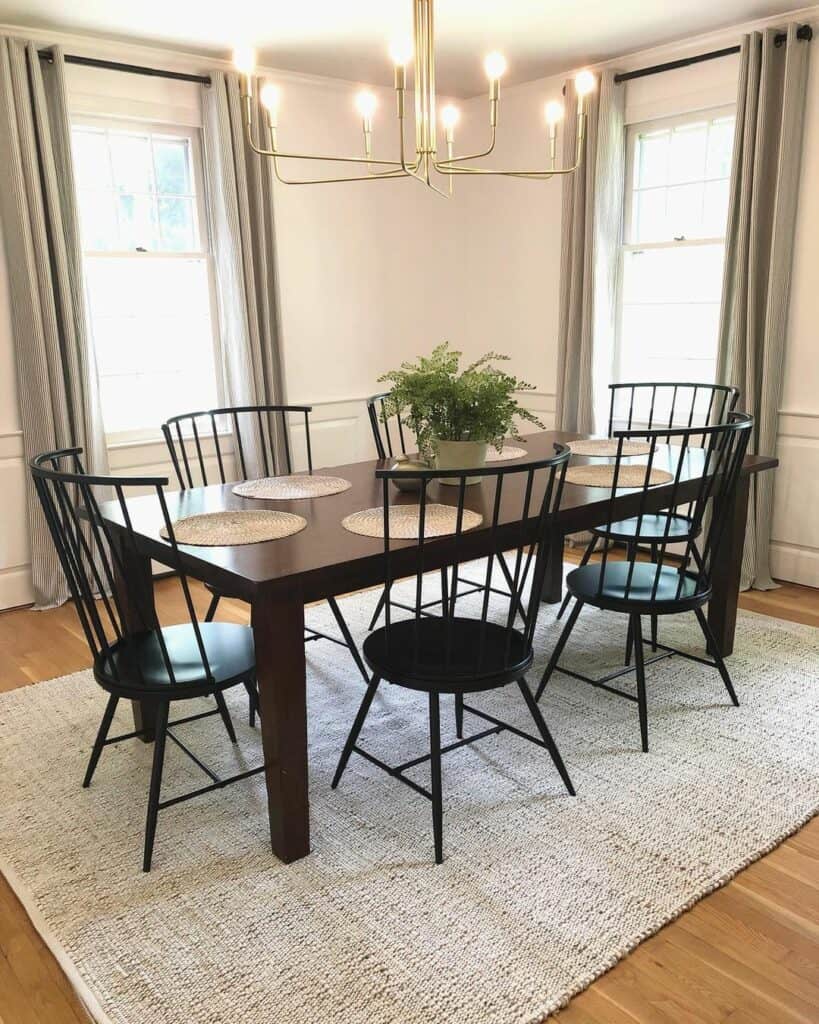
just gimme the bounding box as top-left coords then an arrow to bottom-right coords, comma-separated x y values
98,429 -> 778,864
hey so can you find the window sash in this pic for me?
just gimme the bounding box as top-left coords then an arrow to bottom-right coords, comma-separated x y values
73,115 -> 223,443
614,106 -> 735,388
72,116 -> 210,257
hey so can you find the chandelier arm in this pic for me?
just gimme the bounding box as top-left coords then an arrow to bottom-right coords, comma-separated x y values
242,97 -> 409,167
271,156 -> 412,185
435,126 -> 498,165
433,163 -> 580,177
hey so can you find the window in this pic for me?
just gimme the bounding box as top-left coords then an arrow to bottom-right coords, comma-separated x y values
615,108 -> 735,401
71,119 -> 221,441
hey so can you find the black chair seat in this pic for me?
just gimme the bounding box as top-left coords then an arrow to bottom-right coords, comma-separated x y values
592,513 -> 697,543
363,617 -> 533,693
567,561 -> 706,613
96,622 -> 255,697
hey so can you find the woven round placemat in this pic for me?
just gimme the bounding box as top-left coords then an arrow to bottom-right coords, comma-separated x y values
565,465 -> 673,488
162,510 -> 307,546
232,475 -> 352,500
485,445 -> 528,463
342,503 -> 482,539
568,439 -> 651,457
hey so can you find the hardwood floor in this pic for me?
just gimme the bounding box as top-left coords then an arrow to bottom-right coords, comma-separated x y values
0,574 -> 816,1024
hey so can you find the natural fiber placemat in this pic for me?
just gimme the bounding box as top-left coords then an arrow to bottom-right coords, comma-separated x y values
342,503 -> 482,539
568,439 -> 651,457
485,445 -> 528,463
162,509 -> 307,546
565,465 -> 672,488
232,475 -> 352,500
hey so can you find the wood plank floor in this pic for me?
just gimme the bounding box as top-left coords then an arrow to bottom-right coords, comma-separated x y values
0,573 -> 816,1024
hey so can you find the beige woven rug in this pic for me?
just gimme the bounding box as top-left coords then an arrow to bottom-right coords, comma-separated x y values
0,565 -> 817,1024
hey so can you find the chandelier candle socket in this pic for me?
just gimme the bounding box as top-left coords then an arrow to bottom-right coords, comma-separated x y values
233,0 -> 594,194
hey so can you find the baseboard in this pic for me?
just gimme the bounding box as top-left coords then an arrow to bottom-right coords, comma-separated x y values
770,542 -> 819,589
0,565 -> 34,610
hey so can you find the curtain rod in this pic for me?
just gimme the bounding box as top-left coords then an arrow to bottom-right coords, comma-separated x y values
615,23 -> 812,83
37,49 -> 211,86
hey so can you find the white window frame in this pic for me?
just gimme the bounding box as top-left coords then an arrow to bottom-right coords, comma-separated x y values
613,104 -> 735,386
72,114 -> 224,447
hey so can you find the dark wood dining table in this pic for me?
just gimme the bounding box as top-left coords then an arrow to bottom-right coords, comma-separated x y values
98,429 -> 777,865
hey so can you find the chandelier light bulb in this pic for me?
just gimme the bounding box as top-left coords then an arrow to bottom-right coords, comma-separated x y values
389,38 -> 413,66
544,100 -> 565,126
233,46 -> 256,77
260,82 -> 280,115
441,105 -> 460,130
575,69 -> 596,97
356,90 -> 377,119
484,51 -> 507,80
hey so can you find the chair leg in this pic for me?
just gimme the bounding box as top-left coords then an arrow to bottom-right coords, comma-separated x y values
83,694 -> 119,788
631,614 -> 649,753
536,598 -> 584,701
518,677 -> 575,796
213,689 -> 237,743
143,700 -> 169,872
332,676 -> 381,789
650,614 -> 658,652
368,588 -> 387,631
428,692 -> 444,865
204,591 -> 221,623
455,692 -> 464,739
694,607 -> 740,706
244,679 -> 260,727
328,597 -> 371,685
557,537 -> 595,620
625,618 -> 634,666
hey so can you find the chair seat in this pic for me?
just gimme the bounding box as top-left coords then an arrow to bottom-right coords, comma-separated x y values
363,617 -> 532,693
95,622 -> 255,697
567,561 -> 707,613
592,513 -> 697,543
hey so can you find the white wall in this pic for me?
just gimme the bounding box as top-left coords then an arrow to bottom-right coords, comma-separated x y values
1,9 -> 818,607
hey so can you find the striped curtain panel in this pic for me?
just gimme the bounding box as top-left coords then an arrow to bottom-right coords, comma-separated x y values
0,38 -> 109,608
555,69 -> 625,436
717,25 -> 811,590
200,71 -> 287,477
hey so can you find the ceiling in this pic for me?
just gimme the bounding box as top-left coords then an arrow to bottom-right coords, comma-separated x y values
0,0 -> 803,95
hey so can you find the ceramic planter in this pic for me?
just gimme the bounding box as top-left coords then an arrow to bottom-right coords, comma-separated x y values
433,438 -> 488,486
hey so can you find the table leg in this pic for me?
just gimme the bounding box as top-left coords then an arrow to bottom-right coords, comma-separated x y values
708,473 -> 750,658
252,589 -> 310,863
110,533 -> 159,742
540,529 -> 565,604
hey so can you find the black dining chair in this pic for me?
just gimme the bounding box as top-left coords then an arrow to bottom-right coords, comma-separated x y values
537,413 -> 753,753
161,405 -> 369,696
332,445 -> 575,864
556,382 -> 741,630
365,392 -> 529,631
30,448 -> 263,872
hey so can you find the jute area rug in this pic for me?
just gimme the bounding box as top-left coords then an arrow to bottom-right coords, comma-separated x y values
0,564 -> 816,1024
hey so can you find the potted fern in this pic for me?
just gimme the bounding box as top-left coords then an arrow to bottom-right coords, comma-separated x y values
378,343 -> 544,482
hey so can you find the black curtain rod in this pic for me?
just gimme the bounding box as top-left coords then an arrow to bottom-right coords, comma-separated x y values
37,49 -> 211,86
615,23 -> 812,83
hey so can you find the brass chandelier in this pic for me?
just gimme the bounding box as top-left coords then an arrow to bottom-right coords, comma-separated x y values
234,0 -> 595,196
